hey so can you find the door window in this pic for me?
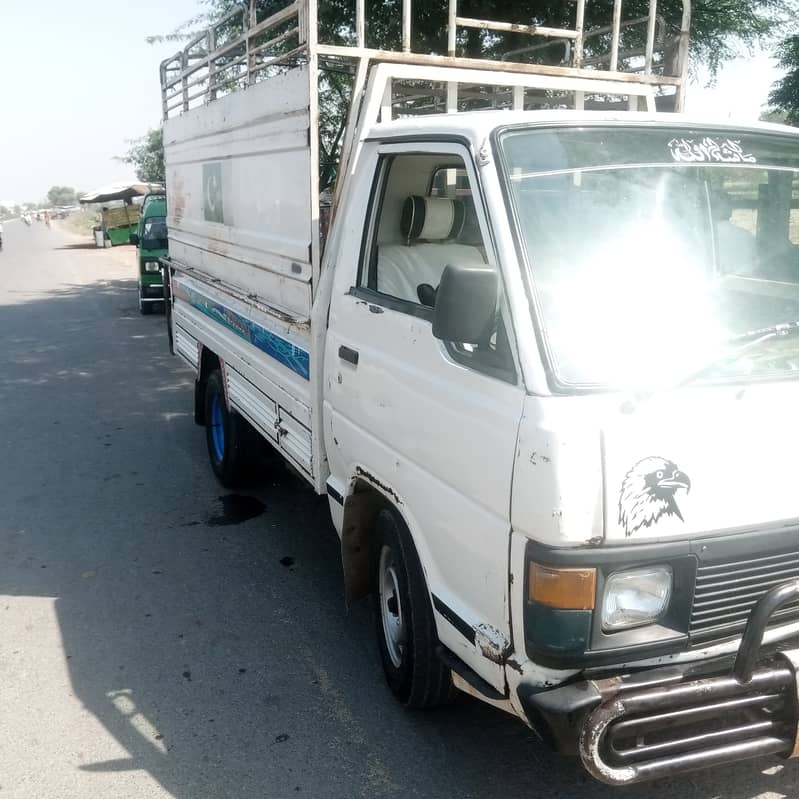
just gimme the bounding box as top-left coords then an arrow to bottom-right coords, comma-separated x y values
357,151 -> 514,380
360,155 -> 487,304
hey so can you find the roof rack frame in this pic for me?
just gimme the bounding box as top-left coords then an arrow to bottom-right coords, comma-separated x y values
160,0 -> 691,121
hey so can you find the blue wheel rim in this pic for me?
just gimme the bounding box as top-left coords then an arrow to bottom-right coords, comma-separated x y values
210,395 -> 225,462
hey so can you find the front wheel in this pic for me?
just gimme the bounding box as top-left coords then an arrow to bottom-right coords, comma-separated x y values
374,508 -> 456,708
203,369 -> 255,488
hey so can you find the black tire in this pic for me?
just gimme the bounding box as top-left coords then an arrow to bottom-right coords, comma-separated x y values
374,508 -> 457,708
140,298 -> 153,315
203,369 -> 255,488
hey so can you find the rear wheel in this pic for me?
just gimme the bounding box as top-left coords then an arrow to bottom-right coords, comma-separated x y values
203,369 -> 255,488
374,508 -> 456,708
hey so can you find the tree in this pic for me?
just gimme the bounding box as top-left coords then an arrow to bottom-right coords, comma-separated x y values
46,186 -> 78,207
768,35 -> 799,125
118,129 -> 165,184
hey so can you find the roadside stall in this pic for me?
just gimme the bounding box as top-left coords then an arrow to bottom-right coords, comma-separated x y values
80,181 -> 163,247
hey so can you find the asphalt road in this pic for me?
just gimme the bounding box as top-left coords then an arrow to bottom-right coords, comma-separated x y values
0,218 -> 796,799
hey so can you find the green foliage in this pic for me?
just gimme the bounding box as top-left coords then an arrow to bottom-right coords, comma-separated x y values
63,208 -> 102,236
769,35 -> 799,126
760,108 -> 788,123
681,0 -> 787,75
118,129 -> 165,184
145,13 -> 213,45
46,186 -> 79,207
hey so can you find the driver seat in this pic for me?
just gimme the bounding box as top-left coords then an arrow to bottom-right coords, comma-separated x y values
377,196 -> 485,304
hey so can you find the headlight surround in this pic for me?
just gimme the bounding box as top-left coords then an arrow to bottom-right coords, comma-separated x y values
144,261 -> 161,272
602,565 -> 673,632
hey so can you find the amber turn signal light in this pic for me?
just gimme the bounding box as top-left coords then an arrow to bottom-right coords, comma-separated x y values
529,563 -> 597,610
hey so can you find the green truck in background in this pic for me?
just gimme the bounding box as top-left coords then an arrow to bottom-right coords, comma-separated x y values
129,192 -> 168,314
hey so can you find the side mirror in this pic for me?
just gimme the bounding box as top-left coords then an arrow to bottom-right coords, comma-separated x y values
129,233 -> 139,246
432,264 -> 498,344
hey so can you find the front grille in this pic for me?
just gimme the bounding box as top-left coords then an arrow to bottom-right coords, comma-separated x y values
690,549 -> 799,644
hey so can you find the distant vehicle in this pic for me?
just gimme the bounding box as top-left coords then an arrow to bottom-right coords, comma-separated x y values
129,192 -> 168,315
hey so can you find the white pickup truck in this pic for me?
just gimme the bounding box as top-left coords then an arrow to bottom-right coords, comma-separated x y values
160,0 -> 799,785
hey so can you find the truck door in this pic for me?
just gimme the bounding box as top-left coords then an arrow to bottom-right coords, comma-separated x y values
324,142 -> 525,692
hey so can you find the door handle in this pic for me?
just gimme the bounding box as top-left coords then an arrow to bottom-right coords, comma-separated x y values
338,345 -> 359,365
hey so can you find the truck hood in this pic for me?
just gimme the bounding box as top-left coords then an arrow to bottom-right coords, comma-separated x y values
604,381 -> 799,541
511,382 -> 799,546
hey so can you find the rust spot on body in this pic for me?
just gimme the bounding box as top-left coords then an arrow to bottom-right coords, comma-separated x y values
474,624 -> 510,664
355,466 -> 402,506
506,657 -> 523,675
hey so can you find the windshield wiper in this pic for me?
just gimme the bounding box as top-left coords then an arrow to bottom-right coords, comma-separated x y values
678,320 -> 799,386
728,320 -> 799,345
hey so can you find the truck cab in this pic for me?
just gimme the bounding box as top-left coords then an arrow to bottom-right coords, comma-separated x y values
130,192 -> 168,314
322,109 -> 799,782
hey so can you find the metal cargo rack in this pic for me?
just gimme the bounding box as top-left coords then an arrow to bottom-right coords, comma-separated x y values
160,0 -> 690,285
161,0 -> 691,120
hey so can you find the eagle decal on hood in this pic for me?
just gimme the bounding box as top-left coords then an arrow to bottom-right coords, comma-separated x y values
618,457 -> 691,537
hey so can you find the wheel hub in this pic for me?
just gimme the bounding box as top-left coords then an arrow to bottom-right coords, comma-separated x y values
379,546 -> 405,669
210,395 -> 225,461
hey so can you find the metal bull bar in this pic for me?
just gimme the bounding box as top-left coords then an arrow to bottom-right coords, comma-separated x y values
579,579 -> 799,785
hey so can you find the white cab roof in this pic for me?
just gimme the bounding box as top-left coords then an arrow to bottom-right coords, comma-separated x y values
366,110 -> 799,145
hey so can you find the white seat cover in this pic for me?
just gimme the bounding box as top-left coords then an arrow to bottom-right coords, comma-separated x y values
377,242 -> 485,303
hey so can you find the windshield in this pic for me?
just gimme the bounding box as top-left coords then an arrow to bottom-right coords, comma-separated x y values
142,215 -> 167,247
499,125 -> 799,389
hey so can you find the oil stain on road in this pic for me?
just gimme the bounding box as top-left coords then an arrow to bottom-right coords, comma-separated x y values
206,494 -> 266,527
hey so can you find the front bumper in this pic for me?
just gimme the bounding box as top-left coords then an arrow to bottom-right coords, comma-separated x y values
519,579 -> 799,785
140,282 -> 165,301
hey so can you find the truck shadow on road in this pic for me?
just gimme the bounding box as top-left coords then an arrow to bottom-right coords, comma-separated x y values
0,277 -> 796,799
55,242 -> 106,251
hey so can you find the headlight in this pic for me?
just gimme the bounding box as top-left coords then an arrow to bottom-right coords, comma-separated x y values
602,566 -> 672,632
144,261 -> 161,272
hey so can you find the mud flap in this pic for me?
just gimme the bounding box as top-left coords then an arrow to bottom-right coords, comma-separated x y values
161,257 -> 174,355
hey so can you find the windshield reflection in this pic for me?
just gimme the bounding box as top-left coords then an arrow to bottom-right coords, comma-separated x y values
500,126 -> 799,389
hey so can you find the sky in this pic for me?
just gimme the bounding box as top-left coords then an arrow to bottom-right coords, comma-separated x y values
0,3 -> 787,205
685,49 -> 784,121
0,0 -> 201,204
